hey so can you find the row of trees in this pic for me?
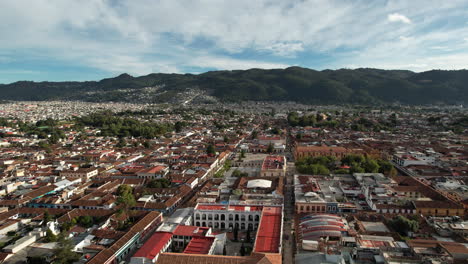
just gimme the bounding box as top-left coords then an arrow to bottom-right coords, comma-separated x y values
15,118 -> 67,144
295,156 -> 334,174
340,154 -> 397,175
295,154 -> 396,175
75,112 -> 173,139
116,184 -> 136,211
287,112 -> 336,127
214,160 -> 232,178
350,117 -> 396,132
387,215 -> 419,236
232,169 -> 249,177
146,178 -> 171,188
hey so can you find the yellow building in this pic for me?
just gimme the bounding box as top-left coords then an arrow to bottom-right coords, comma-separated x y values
413,200 -> 464,217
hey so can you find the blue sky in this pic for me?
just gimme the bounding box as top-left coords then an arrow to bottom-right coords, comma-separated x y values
1,0 -> 468,83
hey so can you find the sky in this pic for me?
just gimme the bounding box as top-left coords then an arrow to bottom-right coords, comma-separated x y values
1,0 -> 468,83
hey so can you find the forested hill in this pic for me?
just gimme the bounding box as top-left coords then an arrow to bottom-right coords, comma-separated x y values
0,67 -> 467,105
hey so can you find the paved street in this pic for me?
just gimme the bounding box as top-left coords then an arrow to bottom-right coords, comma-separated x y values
283,131 -> 296,264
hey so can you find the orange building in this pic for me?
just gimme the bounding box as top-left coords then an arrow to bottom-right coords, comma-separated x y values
294,145 -> 351,160
413,200 -> 464,217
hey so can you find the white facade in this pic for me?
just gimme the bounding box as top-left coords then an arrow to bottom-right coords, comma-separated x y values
193,207 -> 262,231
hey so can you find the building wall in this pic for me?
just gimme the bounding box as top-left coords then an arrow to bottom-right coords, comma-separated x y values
260,169 -> 285,177
294,149 -> 349,160
416,207 -> 464,216
296,202 -> 327,214
193,210 -> 261,231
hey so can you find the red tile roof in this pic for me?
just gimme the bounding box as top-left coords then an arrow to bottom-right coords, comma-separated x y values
183,237 -> 214,254
173,226 -> 209,237
254,207 -> 282,253
262,156 -> 285,170
132,232 -> 173,260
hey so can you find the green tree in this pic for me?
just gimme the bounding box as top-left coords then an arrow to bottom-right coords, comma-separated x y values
147,178 -> 171,188
116,184 -> 136,210
53,234 -> 80,264
232,189 -> 242,196
363,158 -> 380,173
350,164 -> 365,173
240,242 -> 246,256
314,164 -> 330,175
44,229 -> 57,243
206,144 -> 216,155
378,160 -> 393,173
143,141 -> 152,149
117,184 -> 132,196
266,143 -> 274,153
251,130 -> 258,139
43,211 -> 52,226
61,218 -> 76,232
174,121 -> 185,133
233,226 -> 239,241
116,138 -> 126,148
240,149 -> 246,158
342,154 -> 365,165
77,215 -> 94,228
246,226 -> 251,243
27,256 -> 49,264
388,215 -> 419,236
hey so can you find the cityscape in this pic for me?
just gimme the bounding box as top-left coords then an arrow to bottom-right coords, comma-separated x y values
1,1 -> 468,264
0,101 -> 466,264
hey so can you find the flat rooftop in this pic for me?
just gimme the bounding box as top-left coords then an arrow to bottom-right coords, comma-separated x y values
195,204 -> 263,212
261,155 -> 285,170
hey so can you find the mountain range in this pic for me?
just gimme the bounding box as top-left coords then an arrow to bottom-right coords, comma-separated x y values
1,67 -> 467,105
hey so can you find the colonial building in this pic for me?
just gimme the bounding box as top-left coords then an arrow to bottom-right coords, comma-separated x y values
193,204 -> 263,230
294,145 -> 351,160
260,155 -> 286,177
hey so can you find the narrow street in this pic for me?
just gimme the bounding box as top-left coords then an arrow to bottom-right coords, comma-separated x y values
283,129 -> 296,264
282,162 -> 295,264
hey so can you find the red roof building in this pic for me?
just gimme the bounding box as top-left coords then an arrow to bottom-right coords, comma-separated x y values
253,207 -> 282,253
132,232 -> 173,262
183,237 -> 215,255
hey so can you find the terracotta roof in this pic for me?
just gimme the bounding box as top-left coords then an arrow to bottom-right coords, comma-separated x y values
183,237 -> 214,254
87,211 -> 161,264
157,252 -> 281,264
254,207 -> 282,253
413,200 -> 463,209
132,232 -> 173,260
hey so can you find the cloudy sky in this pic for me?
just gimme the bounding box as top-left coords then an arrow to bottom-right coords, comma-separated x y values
1,0 -> 468,83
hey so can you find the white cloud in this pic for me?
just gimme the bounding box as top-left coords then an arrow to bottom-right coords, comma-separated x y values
188,56 -> 289,70
0,0 -> 467,78
261,42 -> 305,57
388,13 -> 412,24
